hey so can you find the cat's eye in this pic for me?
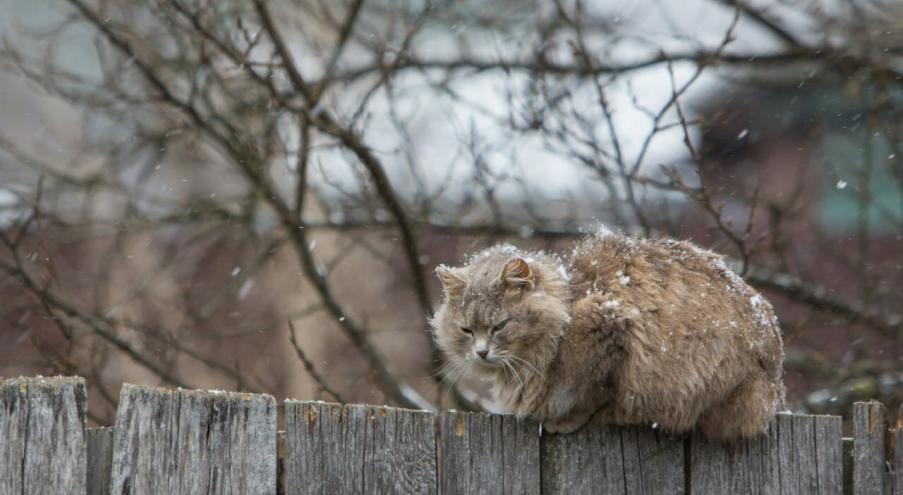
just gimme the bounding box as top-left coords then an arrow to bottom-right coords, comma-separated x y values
460,327 -> 473,335
491,318 -> 510,334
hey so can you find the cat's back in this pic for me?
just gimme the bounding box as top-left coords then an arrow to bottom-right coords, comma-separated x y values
567,231 -> 722,299
562,231 -> 784,435
567,231 -> 783,369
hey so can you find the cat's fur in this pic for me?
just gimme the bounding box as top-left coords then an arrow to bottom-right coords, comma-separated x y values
431,231 -> 785,442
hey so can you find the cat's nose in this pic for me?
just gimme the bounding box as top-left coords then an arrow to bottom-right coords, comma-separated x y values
476,349 -> 489,360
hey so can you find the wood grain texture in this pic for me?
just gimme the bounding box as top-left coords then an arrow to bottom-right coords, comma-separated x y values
852,402 -> 887,495
793,414 -> 820,494
814,415 -> 843,495
541,423 -> 684,494
109,384 -> 277,495
87,427 -> 114,495
892,427 -> 902,495
689,426 -> 778,494
0,375 -> 891,495
283,401 -> 437,495
0,376 -> 87,495
688,413 -> 842,495
776,413 -> 800,493
437,410 -> 540,494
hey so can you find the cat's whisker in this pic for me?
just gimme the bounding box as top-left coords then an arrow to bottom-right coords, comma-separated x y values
432,365 -> 456,382
504,360 -> 525,390
500,360 -> 511,384
496,352 -> 527,377
453,358 -> 474,381
499,360 -> 512,384
440,354 -> 466,371
507,364 -> 519,390
451,361 -> 473,388
448,355 -> 469,373
505,354 -> 543,378
513,364 -> 526,390
425,358 -> 477,405
434,356 -> 470,391
443,361 -> 468,384
434,356 -> 465,379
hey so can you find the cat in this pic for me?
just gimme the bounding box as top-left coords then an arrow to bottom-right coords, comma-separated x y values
430,230 -> 785,442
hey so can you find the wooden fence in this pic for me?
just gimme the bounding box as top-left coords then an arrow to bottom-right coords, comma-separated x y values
1,376 -> 900,494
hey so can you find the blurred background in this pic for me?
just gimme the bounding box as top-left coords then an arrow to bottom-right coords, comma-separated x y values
0,0 -> 900,428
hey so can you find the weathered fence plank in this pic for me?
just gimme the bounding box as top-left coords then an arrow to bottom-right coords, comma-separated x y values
284,401 -> 438,494
541,422 -> 685,494
853,401 -> 888,495
814,415 -> 844,495
87,426 -> 114,495
109,384 -> 277,495
541,424 -> 624,493
793,414 -> 819,493
0,375 -> 886,494
675,413 -> 844,495
438,410 -> 540,494
689,425 -> 778,494
0,376 -> 87,495
893,425 -> 902,495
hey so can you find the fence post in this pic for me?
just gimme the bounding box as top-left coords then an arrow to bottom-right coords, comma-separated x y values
891,405 -> 902,495
283,401 -> 438,494
852,401 -> 889,495
689,417 -> 779,494
2,375 -> 892,494
109,384 -> 276,495
0,376 -> 87,495
437,410 -> 541,494
541,421 -> 685,494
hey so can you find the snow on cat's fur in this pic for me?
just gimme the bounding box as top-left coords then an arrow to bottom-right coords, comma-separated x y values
431,231 -> 785,442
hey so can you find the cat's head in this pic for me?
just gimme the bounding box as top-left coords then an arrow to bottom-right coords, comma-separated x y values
430,245 -> 571,380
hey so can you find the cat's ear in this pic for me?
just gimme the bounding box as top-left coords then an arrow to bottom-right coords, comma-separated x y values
500,258 -> 535,292
436,265 -> 467,299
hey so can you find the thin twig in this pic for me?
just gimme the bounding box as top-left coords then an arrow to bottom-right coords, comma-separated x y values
288,320 -> 345,403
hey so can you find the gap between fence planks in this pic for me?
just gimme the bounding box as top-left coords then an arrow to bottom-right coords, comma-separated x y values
2,376 -> 901,494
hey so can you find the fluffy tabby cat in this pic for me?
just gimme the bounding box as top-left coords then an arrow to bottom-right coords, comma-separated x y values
431,230 -> 785,442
